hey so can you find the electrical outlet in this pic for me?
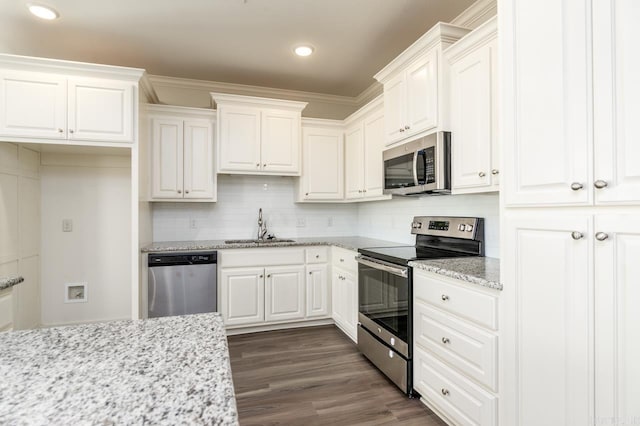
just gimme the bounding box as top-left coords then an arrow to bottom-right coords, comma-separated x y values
190,219 -> 197,229
296,217 -> 306,228
62,219 -> 73,232
64,282 -> 87,303
327,217 -> 334,227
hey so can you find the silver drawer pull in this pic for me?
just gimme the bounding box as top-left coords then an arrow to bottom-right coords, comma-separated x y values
571,231 -> 583,240
594,180 -> 608,189
442,337 -> 450,344
315,254 -> 320,258
441,388 -> 450,396
441,294 -> 449,301
595,232 -> 609,241
570,182 -> 583,191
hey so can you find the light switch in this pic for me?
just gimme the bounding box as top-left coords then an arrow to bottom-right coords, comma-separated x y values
62,219 -> 73,232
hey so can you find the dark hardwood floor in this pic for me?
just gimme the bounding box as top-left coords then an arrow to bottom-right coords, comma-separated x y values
227,325 -> 447,426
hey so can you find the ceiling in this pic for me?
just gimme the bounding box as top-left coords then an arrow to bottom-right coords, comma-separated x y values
0,0 -> 475,97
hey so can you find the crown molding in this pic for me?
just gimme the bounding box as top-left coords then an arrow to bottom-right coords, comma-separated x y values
148,74 -> 358,108
344,94 -> 383,126
0,53 -> 145,81
450,0 -> 497,30
444,16 -> 497,62
139,73 -> 160,104
301,117 -> 344,129
211,92 -> 308,111
354,81 -> 383,108
144,103 -> 216,119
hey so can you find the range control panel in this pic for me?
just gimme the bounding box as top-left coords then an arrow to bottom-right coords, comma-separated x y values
410,216 -> 483,240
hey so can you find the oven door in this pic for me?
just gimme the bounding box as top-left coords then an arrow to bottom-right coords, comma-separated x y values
356,255 -> 410,358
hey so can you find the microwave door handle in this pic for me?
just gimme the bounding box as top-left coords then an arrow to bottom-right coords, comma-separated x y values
412,151 -> 419,186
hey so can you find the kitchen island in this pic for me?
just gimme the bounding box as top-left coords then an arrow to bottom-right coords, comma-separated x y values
0,313 -> 238,425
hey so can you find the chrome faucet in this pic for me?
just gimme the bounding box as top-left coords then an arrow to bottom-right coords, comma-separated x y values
257,208 -> 268,241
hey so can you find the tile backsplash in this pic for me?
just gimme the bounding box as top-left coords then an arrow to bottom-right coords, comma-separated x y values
152,175 -> 359,241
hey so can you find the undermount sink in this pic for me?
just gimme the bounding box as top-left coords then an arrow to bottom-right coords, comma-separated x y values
224,238 -> 296,244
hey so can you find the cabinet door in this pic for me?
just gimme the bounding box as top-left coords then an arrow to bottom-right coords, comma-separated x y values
344,123 -> 364,199
261,110 -> 300,174
342,269 -> 358,342
183,119 -> 214,199
68,78 -> 134,142
331,269 -> 346,328
151,118 -> 184,199
264,265 -> 305,322
0,72 -> 66,140
306,264 -> 329,318
502,213 -> 593,426
406,50 -> 438,135
595,215 -> 640,423
220,267 -> 264,326
218,106 -> 261,172
301,126 -> 344,200
450,41 -> 494,192
593,0 -> 640,205
383,73 -> 406,145
363,108 -> 385,197
501,0 -> 591,206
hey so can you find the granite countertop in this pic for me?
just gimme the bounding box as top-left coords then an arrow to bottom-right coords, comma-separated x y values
142,236 -> 404,253
410,257 -> 502,290
0,275 -> 24,291
0,313 -> 238,425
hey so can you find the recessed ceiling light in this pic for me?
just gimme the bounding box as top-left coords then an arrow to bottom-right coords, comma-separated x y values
28,4 -> 59,20
294,45 -> 314,57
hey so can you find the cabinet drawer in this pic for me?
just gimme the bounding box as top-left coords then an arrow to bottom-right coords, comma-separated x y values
414,301 -> 497,391
219,248 -> 304,268
414,346 -> 497,426
414,270 -> 498,330
332,246 -> 358,272
305,246 -> 328,264
0,290 -> 13,331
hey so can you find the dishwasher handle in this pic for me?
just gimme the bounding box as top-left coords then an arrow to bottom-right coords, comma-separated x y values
148,251 -> 217,267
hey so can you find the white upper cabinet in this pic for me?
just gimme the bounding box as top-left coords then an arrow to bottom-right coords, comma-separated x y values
375,23 -> 470,147
213,93 -> 307,176
446,17 -> 498,194
0,55 -> 143,145
344,96 -> 389,201
67,78 -> 134,142
148,105 -> 216,201
298,120 -> 344,201
592,0 -> 640,205
503,0 -> 640,207
0,71 -> 67,140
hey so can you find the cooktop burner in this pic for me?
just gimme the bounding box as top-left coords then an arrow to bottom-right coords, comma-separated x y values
358,245 -> 475,265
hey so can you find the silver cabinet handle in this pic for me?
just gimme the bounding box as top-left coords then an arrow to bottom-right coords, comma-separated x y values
259,274 -> 264,278
256,163 -> 260,167
442,337 -> 450,344
177,189 -> 182,194
57,128 -> 64,133
315,254 -> 320,258
441,388 -> 450,396
340,258 -> 344,262
594,180 -> 608,189
595,232 -> 609,241
491,169 -> 499,175
399,128 -> 405,132
185,190 -> 190,194
358,190 -> 363,193
69,129 -> 74,134
571,231 -> 584,240
571,182 -> 584,190
309,271 -> 312,275
305,192 -> 309,196
404,125 -> 410,130
267,274 -> 271,278
441,294 -> 449,301
363,189 -> 367,193
478,172 -> 486,177
263,164 -> 267,167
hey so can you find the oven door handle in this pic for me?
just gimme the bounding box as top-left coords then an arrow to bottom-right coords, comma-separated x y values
355,255 -> 408,278
412,150 -> 419,186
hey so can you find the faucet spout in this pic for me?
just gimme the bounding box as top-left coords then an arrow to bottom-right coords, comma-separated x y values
257,208 -> 268,240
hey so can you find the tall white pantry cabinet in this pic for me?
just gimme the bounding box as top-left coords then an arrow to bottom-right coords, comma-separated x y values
500,1 -> 640,426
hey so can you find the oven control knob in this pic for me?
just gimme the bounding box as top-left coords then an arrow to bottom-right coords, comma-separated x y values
458,224 -> 465,231
388,350 -> 394,359
390,337 -> 395,346
465,224 -> 474,232
411,222 -> 422,229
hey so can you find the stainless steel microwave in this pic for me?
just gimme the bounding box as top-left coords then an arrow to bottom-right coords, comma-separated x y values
383,131 -> 451,196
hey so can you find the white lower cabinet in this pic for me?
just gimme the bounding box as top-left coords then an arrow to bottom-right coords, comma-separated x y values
219,247 -> 330,330
331,267 -> 357,342
264,265 -> 305,322
413,269 -> 499,425
220,267 -> 265,327
0,289 -> 14,331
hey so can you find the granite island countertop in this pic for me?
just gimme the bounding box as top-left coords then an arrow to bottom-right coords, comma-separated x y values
0,313 -> 238,425
0,275 -> 24,291
142,236 -> 405,253
409,257 -> 502,290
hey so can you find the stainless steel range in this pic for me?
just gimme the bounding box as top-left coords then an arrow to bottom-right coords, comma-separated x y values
356,216 -> 485,396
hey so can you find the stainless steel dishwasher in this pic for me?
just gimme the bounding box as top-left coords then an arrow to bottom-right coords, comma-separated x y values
147,251 -> 217,318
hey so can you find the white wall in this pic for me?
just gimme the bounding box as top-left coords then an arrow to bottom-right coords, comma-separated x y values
0,143 -> 41,330
153,175 -> 359,241
40,153 -> 132,326
357,193 -> 500,258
